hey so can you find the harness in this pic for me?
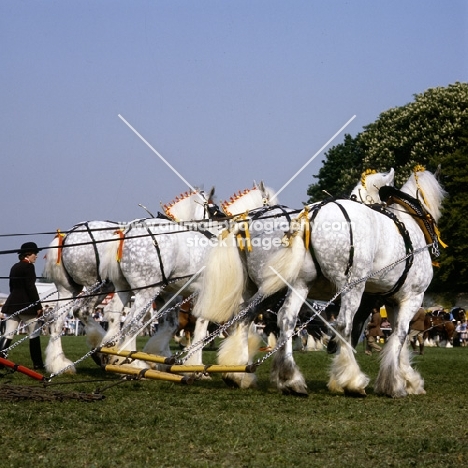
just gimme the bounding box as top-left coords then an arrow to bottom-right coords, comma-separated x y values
306,197 -> 414,298
307,198 -> 356,278
61,221 -> 120,284
379,185 -> 445,256
119,220 -> 217,288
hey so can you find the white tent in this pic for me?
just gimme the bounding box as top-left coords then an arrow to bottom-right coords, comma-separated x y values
35,281 -> 58,307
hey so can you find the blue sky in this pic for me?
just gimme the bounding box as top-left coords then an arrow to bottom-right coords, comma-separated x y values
0,0 -> 466,291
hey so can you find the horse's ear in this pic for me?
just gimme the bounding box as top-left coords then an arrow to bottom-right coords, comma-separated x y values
207,186 -> 215,201
258,180 -> 266,193
434,164 -> 441,181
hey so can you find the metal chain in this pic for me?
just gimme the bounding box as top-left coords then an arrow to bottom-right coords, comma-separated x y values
48,278 -> 194,378
177,293 -> 266,364
0,289 -> 57,322
2,281 -> 106,357
255,243 -> 433,366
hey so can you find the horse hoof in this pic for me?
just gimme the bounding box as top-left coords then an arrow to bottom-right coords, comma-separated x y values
222,376 -> 240,388
327,339 -> 338,354
344,388 -> 367,398
282,388 -> 309,398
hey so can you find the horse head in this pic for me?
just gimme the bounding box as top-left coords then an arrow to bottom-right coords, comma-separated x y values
221,182 -> 279,216
162,188 -> 220,221
350,168 -> 395,204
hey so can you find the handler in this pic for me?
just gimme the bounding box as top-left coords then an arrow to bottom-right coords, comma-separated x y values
0,242 -> 45,369
408,307 -> 426,355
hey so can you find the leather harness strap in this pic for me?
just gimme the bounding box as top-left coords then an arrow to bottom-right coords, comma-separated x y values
307,197 -> 414,298
144,226 -> 169,286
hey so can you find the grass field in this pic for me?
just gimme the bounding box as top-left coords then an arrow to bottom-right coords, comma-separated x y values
1,336 -> 467,468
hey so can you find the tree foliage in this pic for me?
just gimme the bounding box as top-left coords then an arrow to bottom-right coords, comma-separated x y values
429,136 -> 468,292
307,82 -> 468,202
306,82 -> 468,293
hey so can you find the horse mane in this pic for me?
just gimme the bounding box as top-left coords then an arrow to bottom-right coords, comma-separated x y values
400,167 -> 447,222
162,190 -> 206,221
221,183 -> 278,216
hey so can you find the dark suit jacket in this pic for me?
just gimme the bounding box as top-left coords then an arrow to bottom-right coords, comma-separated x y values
2,260 -> 42,315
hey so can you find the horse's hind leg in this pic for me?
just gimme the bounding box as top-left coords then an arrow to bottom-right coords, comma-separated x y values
218,321 -> 260,389
270,286 -> 309,396
45,287 -> 81,374
327,288 -> 369,396
375,297 -> 425,397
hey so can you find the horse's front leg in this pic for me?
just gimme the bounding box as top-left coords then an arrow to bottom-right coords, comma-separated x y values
270,285 -> 309,396
100,291 -> 131,348
183,317 -> 209,365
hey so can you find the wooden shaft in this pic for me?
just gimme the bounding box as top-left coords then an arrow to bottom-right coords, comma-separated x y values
165,364 -> 257,373
98,347 -> 176,365
105,364 -> 192,384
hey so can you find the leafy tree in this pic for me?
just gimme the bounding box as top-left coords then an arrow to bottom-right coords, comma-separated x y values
307,82 -> 468,202
306,82 -> 468,292
306,134 -> 364,201
429,137 -> 468,292
360,82 -> 468,186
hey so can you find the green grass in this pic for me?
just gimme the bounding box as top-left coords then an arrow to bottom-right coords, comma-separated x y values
1,337 -> 467,468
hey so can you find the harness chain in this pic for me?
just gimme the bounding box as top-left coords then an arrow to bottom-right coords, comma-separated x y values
255,243 -> 433,366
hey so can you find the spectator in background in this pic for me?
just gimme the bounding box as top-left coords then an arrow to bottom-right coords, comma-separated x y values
365,307 -> 382,355
380,316 -> 392,342
408,307 -> 426,355
456,319 -> 467,347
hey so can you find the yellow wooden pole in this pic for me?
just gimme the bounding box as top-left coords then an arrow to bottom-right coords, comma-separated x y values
99,347 -> 257,374
105,364 -> 193,384
164,364 -> 257,374
98,347 -> 176,365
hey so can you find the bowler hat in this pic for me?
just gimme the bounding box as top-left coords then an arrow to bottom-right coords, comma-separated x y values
19,242 -> 41,254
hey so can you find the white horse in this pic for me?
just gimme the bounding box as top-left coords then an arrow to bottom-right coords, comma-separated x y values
192,169 -> 396,391
98,182 -> 278,372
260,167 -> 445,397
42,189 -> 216,375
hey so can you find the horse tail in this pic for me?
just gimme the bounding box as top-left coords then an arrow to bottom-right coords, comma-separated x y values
192,230 -> 245,323
43,235 -> 81,292
99,232 -> 130,291
261,228 -> 307,297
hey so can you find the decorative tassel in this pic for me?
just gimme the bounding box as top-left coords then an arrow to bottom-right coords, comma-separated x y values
115,229 -> 125,262
55,229 -> 65,264
434,224 -> 448,248
293,208 -> 310,250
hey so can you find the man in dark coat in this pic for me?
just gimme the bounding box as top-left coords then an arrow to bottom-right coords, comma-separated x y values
0,242 -> 44,369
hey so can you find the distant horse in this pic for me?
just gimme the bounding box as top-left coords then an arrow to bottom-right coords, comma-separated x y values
43,189 -> 216,375
99,182 -> 277,370
174,300 -> 197,348
259,167 -> 445,397
193,169 -> 396,391
424,310 -> 455,347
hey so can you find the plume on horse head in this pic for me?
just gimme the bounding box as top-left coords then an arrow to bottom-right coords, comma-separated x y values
221,182 -> 278,216
400,166 -> 447,222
